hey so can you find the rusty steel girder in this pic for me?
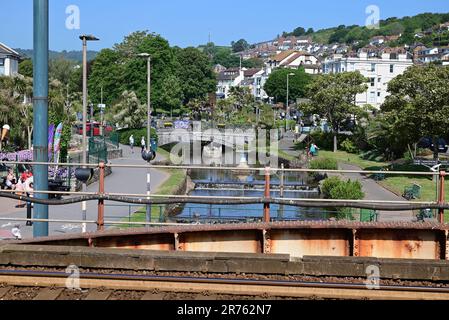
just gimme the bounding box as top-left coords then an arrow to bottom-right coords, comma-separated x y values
5,221 -> 449,261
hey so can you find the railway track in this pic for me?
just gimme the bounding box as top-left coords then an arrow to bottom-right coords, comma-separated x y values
0,269 -> 449,300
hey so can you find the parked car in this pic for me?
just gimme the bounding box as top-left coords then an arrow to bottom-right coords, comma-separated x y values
418,137 -> 449,153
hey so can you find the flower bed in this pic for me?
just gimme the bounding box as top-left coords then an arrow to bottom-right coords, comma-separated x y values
0,150 -> 75,180
0,150 -> 33,162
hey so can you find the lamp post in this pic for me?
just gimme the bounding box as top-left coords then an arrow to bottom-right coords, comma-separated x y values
80,34 -> 99,232
286,73 -> 295,131
138,53 -> 152,223
33,0 -> 49,237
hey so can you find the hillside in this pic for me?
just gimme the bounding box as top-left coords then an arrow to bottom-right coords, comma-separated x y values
281,12 -> 449,46
15,49 -> 98,62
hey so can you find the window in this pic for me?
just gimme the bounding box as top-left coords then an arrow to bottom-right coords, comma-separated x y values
0,58 -> 4,66
390,64 -> 394,73
371,63 -> 376,72
370,92 -> 376,103
370,78 -> 375,87
377,92 -> 381,97
378,77 -> 381,83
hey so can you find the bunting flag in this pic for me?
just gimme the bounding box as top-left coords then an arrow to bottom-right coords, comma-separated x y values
53,123 -> 63,164
48,124 -> 55,162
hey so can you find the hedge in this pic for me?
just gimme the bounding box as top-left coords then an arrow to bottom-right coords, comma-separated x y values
118,128 -> 158,145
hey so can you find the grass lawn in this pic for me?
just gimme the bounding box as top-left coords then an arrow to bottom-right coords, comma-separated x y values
122,148 -> 187,226
317,150 -> 449,222
317,150 -> 388,170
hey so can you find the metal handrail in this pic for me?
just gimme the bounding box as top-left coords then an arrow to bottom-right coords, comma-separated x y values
0,189 -> 435,205
0,160 -> 439,176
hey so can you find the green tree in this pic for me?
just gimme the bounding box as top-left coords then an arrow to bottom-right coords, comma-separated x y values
159,75 -> 183,117
49,58 -> 77,85
292,27 -> 306,37
19,59 -> 33,78
0,75 -> 33,148
264,68 -> 311,104
231,39 -> 249,53
88,49 -> 123,106
88,31 -> 181,115
175,47 -> 216,105
303,72 -> 368,152
110,91 -> 146,129
382,65 -> 449,160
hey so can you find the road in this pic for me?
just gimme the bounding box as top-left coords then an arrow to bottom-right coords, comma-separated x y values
0,145 -> 169,239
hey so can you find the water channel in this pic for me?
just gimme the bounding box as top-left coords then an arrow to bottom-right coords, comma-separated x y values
174,168 -> 327,223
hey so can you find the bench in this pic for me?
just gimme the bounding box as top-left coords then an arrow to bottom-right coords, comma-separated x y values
403,183 -> 422,200
372,169 -> 386,181
416,209 -> 435,222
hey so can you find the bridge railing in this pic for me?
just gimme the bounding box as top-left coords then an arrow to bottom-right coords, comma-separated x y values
0,160 -> 446,236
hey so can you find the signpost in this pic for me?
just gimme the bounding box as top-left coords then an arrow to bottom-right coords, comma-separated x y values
98,104 -> 106,136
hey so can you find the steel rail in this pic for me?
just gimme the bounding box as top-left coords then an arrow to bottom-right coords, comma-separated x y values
0,191 -> 441,211
0,160 -> 438,176
0,189 -> 435,204
0,269 -> 448,300
0,217 -> 191,227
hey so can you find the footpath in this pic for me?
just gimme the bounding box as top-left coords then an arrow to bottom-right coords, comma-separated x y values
0,145 -> 169,239
278,133 -> 414,222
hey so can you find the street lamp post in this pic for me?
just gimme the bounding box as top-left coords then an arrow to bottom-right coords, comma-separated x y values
286,73 -> 295,131
138,53 -> 152,223
80,34 -> 99,232
33,0 -> 49,237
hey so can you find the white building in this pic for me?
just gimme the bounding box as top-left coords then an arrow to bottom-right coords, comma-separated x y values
266,50 -> 321,75
0,42 -> 20,77
216,68 -> 245,99
417,47 -> 440,63
322,48 -> 413,108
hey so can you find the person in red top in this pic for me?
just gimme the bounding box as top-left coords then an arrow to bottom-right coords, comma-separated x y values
21,170 -> 33,182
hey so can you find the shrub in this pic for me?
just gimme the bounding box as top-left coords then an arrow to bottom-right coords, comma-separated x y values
118,128 -> 158,145
321,176 -> 342,198
341,139 -> 358,154
321,177 -> 365,221
310,158 -> 338,170
329,179 -> 364,200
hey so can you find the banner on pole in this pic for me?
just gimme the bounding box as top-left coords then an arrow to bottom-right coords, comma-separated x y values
48,124 -> 55,161
53,123 -> 63,164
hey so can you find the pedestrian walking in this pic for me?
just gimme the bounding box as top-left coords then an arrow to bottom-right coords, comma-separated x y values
141,137 -> 146,153
309,143 -> 319,157
129,135 -> 135,154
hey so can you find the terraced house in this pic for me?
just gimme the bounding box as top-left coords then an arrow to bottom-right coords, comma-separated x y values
0,42 -> 20,77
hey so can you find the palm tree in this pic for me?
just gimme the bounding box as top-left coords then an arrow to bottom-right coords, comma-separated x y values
111,91 -> 146,129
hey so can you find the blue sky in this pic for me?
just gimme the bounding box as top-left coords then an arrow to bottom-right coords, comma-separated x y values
2,0 -> 449,51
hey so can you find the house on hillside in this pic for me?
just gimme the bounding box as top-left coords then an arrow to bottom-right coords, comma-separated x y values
370,36 -> 386,46
266,50 -> 321,74
442,53 -> 449,66
216,68 -> 245,99
416,47 -> 441,64
214,64 -> 226,73
439,22 -> 449,31
0,42 -> 20,77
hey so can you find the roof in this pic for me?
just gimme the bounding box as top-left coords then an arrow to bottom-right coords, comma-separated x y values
270,50 -> 296,62
217,68 -> 241,81
244,68 -> 261,77
0,42 -> 20,58
280,51 -> 314,66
